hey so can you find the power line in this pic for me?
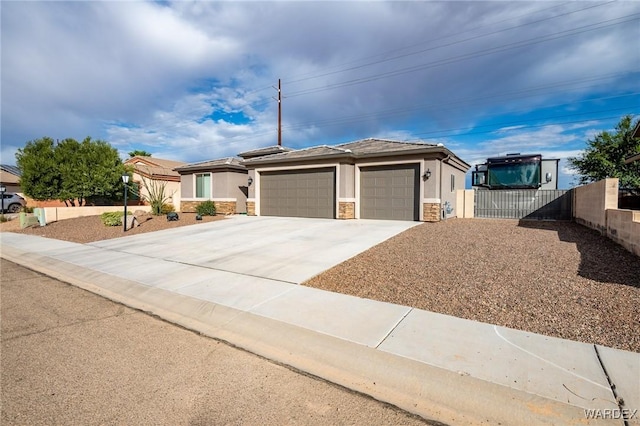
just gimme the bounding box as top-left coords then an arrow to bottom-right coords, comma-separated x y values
285,14 -> 639,98
281,77 -> 637,132
284,1 -> 614,86
238,2 -> 611,104
409,109 -> 636,138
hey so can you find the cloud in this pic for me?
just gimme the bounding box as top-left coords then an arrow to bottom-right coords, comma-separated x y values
1,0 -> 638,173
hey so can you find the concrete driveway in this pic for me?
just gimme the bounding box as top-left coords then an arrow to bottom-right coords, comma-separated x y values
88,215 -> 420,284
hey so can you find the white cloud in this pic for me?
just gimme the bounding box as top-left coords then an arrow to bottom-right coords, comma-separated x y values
1,1 -> 638,170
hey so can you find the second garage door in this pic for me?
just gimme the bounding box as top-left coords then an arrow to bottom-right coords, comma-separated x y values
260,168 -> 335,218
360,164 -> 419,221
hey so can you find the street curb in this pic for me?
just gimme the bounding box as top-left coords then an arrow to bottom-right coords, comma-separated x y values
1,246 -> 622,425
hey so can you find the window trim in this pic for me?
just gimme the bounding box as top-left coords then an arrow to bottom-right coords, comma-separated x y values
194,172 -> 212,199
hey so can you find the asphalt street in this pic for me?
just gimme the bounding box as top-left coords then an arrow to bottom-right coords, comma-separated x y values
0,259 -> 430,425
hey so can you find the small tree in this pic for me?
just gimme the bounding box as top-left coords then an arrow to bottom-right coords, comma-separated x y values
128,150 -> 152,157
568,115 -> 640,188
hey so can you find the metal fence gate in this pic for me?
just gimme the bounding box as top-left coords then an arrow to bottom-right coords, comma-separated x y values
474,189 -> 573,220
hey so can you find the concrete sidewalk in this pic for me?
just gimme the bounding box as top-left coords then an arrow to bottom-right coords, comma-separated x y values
1,218 -> 638,425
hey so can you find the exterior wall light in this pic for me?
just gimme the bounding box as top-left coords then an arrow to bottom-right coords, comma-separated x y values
248,176 -> 253,186
422,169 -> 431,180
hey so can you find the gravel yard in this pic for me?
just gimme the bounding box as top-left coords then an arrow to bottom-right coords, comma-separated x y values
0,212 -> 225,244
2,214 -> 638,352
305,219 -> 640,352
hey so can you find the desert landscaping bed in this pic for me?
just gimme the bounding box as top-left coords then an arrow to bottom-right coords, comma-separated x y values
1,215 -> 638,352
305,219 -> 640,353
0,213 -> 225,244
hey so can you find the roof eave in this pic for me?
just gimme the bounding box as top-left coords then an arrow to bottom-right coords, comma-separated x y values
175,165 -> 247,173
624,153 -> 640,164
242,152 -> 351,167
242,146 -> 471,169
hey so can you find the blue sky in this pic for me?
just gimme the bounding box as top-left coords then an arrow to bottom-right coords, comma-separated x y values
1,1 -> 638,189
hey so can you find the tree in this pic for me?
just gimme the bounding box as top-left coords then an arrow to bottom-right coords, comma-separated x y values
15,137 -> 61,201
128,149 -> 152,157
568,115 -> 640,188
16,136 -> 127,206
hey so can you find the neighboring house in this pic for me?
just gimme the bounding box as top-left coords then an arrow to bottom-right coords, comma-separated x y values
124,156 -> 186,211
0,165 -> 22,193
174,157 -> 248,214
242,138 -> 470,222
0,164 -> 56,208
1,164 -> 70,208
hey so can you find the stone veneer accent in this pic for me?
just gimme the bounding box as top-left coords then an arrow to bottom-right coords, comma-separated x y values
213,201 -> 237,215
338,202 -> 355,219
423,203 -> 441,222
181,200 -> 237,215
180,201 -> 200,213
246,201 -> 256,216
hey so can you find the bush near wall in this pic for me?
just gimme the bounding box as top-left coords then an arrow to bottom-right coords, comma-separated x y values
101,211 -> 124,226
196,200 -> 216,216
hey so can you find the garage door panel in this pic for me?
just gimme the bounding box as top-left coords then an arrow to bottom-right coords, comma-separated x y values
261,168 -> 335,218
360,164 -> 418,221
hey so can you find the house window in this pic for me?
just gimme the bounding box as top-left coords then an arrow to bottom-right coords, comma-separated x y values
451,174 -> 455,192
195,173 -> 211,198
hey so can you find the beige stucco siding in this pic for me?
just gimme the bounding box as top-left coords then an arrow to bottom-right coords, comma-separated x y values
181,174 -> 194,199
422,159 -> 439,200
440,162 -> 465,219
247,169 -> 256,199
339,163 -> 355,199
212,172 -> 228,197
228,170 -> 248,213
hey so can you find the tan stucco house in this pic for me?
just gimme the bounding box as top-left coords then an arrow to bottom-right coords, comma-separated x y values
242,138 -> 470,222
124,156 -> 186,211
174,158 -> 248,215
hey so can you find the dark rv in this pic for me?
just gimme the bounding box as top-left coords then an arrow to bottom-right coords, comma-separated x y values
472,153 -> 559,190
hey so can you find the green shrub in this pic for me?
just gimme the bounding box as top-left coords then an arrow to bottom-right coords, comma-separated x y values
101,211 -> 124,226
196,200 -> 216,216
0,214 -> 8,223
22,206 -> 34,213
150,201 -> 162,215
160,203 -> 175,214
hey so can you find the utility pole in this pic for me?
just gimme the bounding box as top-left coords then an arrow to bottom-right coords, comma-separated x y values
274,79 -> 282,146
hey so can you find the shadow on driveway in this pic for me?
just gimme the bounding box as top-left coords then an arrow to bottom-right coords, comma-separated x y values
518,220 -> 640,288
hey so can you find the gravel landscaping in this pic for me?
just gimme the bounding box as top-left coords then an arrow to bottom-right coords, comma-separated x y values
0,212 -> 225,244
306,219 -> 640,353
2,214 -> 638,352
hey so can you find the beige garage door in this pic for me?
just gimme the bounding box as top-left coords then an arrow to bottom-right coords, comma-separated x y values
360,164 -> 419,221
260,168 -> 335,218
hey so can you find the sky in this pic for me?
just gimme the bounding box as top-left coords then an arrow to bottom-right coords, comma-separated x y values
1,1 -> 639,189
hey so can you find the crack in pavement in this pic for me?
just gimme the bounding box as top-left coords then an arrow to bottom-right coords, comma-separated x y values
1,310 -> 138,342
